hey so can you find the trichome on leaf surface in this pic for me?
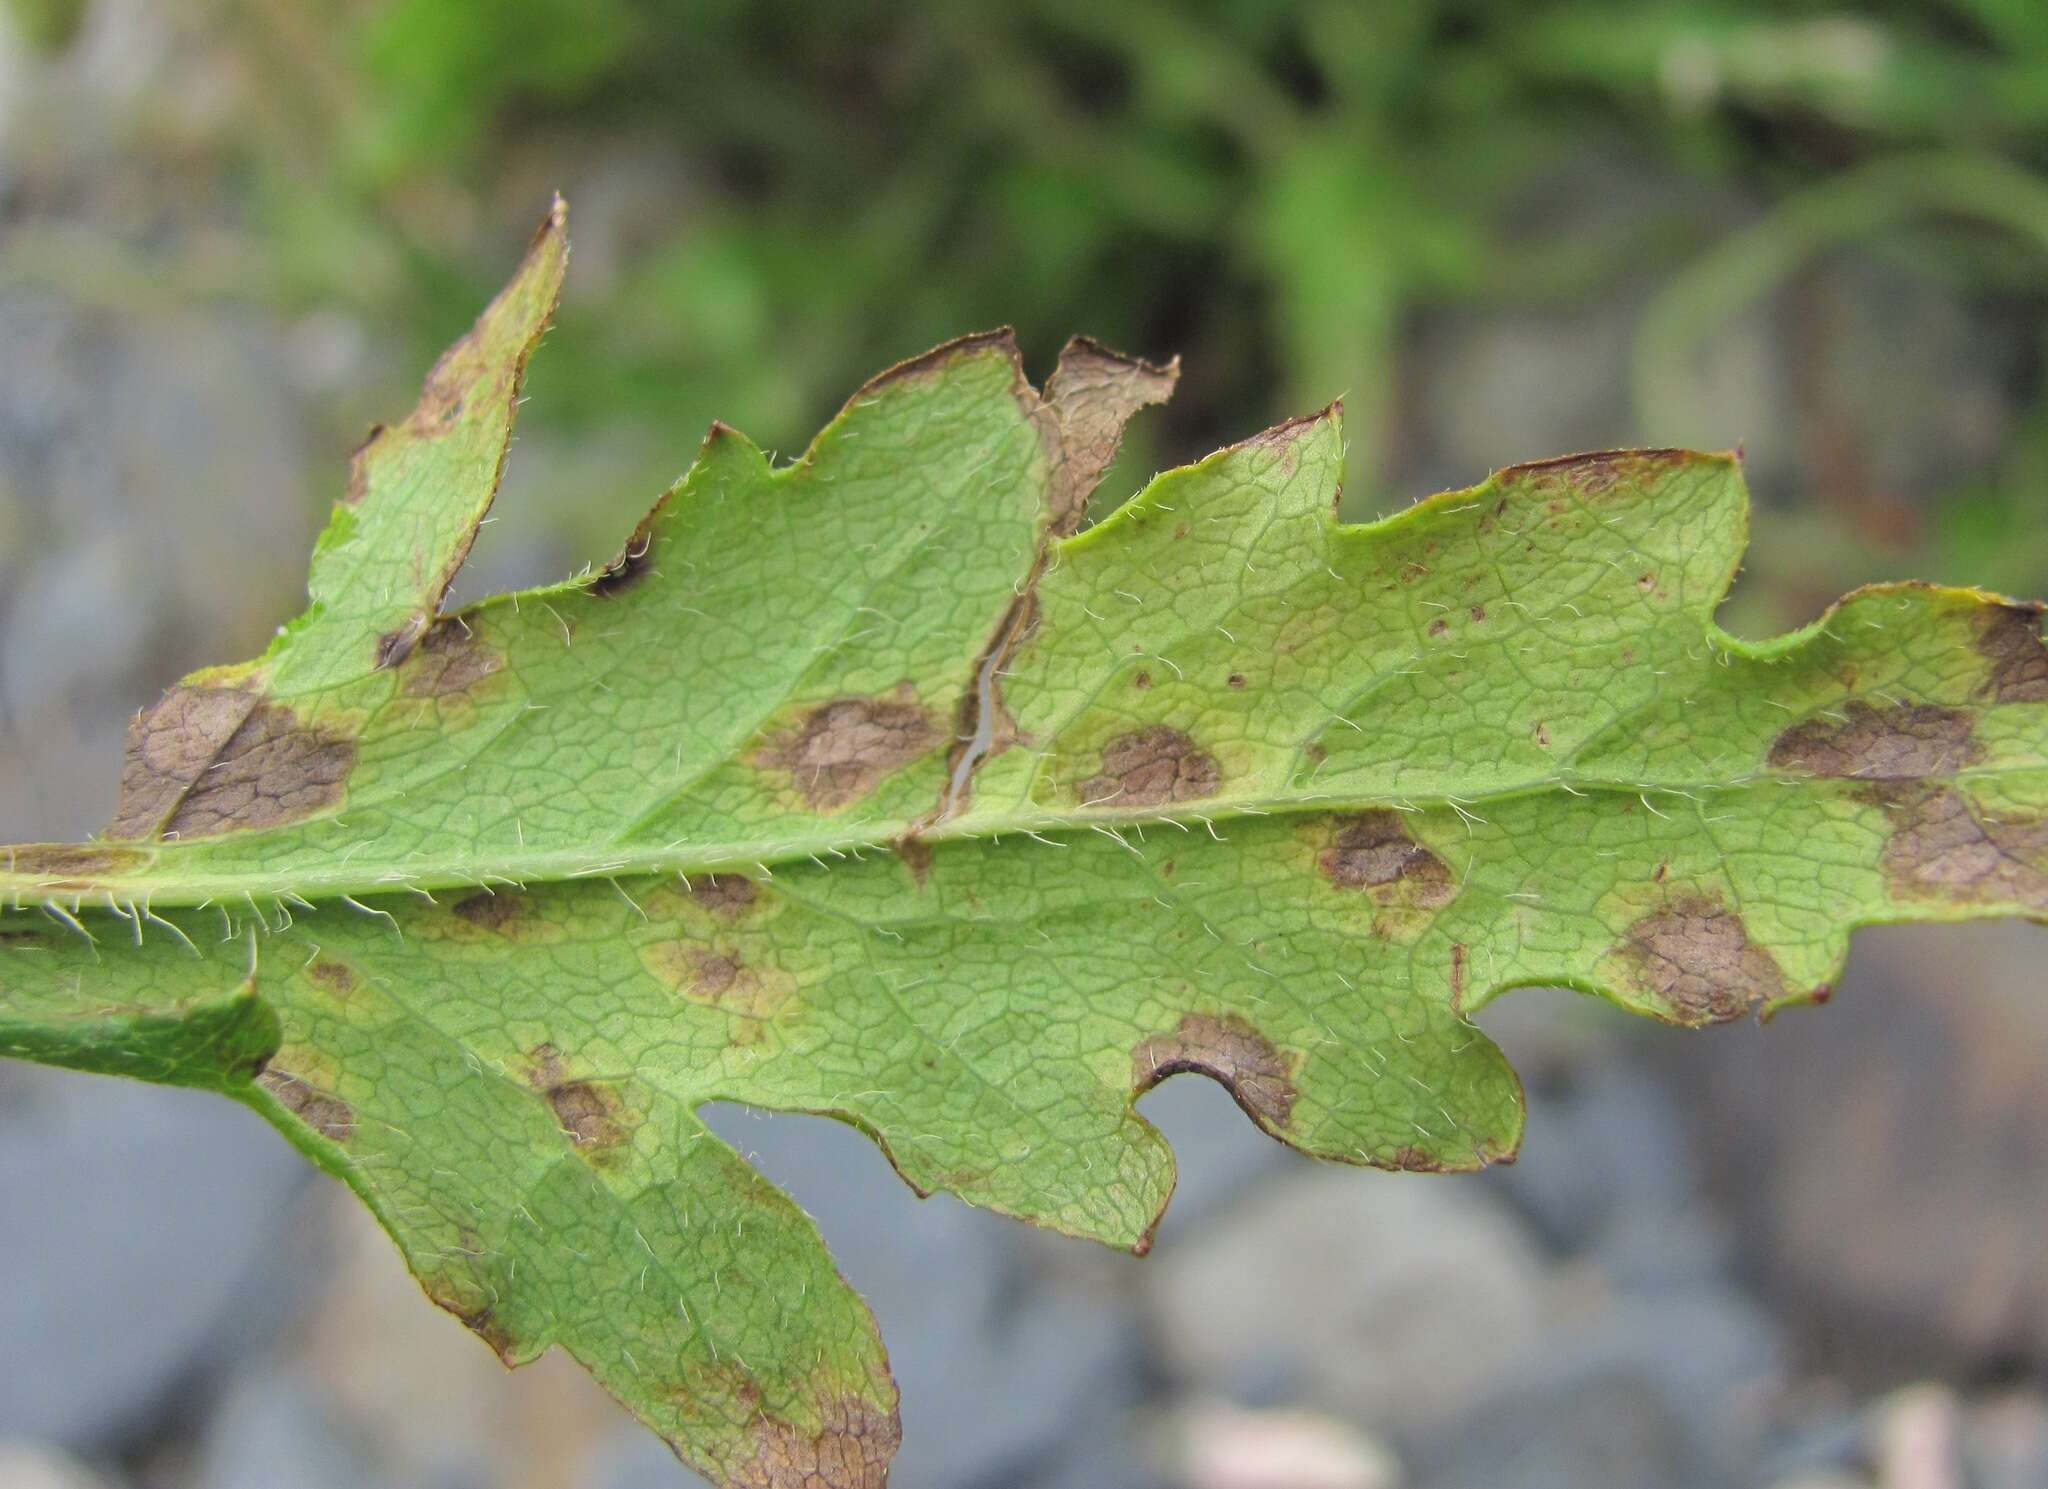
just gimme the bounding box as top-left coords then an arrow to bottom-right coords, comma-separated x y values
3,200 -> 2045,1488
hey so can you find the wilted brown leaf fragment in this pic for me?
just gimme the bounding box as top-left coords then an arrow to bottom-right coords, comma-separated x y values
1035,337 -> 1179,535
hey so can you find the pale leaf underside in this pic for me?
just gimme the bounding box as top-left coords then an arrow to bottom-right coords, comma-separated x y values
2,204 -> 2045,1488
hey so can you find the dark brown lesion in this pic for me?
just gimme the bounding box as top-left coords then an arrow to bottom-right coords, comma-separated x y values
1317,811 -> 1457,909
107,685 -> 354,841
401,616 -> 504,696
304,959 -> 358,997
1077,725 -> 1219,807
257,1069 -> 356,1142
1132,1012 -> 1299,1129
373,613 -> 433,670
4,844 -> 145,880
1976,601 -> 2048,704
755,687 -> 943,812
1616,894 -> 1787,1026
527,1043 -> 630,1157
893,835 -> 933,888
1868,783 -> 2048,912
726,1390 -> 900,1489
690,950 -> 743,997
450,889 -> 527,933
1768,699 -> 1980,779
689,873 -> 760,918
639,940 -> 789,1028
587,513 -> 658,598
107,685 -> 257,839
417,1256 -> 520,1364
1387,1144 -> 1451,1172
1497,447 -> 1692,497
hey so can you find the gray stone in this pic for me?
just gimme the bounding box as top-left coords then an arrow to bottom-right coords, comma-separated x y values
0,1441 -> 122,1489
1482,1063 -> 1698,1256
1145,1164 -> 1548,1434
1965,1391 -> 2048,1489
1673,921 -> 2048,1371
196,1373 -> 398,1489
1409,1371 -> 1719,1489
0,1068 -> 309,1451
585,1429 -> 709,1489
1406,1276 -> 1783,1489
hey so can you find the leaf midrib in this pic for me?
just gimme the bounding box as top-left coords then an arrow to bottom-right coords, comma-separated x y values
5,760 -> 2036,912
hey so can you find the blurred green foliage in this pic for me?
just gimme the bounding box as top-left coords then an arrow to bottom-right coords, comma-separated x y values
16,0 -> 2048,615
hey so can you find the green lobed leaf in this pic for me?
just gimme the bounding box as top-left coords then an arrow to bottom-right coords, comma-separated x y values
4,204 -> 2046,1487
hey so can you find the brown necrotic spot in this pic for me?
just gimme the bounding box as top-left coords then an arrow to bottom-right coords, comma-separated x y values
417,1266 -> 521,1363
108,685 -> 257,839
547,1083 -> 624,1151
5,844 -> 144,883
1501,447 -> 1690,497
340,424 -> 383,505
690,951 -> 742,997
409,373 -> 466,435
373,612 -> 432,671
1769,699 -> 1980,779
402,617 -> 503,697
756,688 -> 942,811
728,1392 -> 900,1489
304,959 -> 356,997
1132,1012 -> 1299,1129
689,873 -> 759,918
1388,1144 -> 1450,1172
894,835 -> 932,888
1078,725 -> 1219,807
588,514 -> 657,598
1618,896 -> 1786,1026
527,1045 -> 628,1156
1318,811 -> 1457,908
1869,784 -> 2048,911
1977,602 -> 2048,703
258,1070 -> 355,1142
457,1306 -> 516,1362
450,890 -> 525,932
109,687 -> 354,841
640,941 -> 789,1024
